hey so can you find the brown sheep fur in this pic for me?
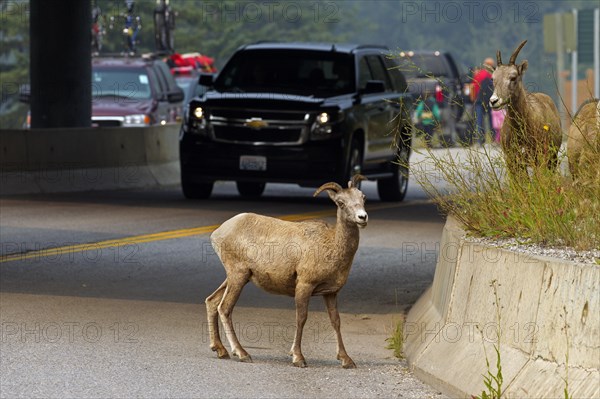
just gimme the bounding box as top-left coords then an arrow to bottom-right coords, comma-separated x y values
489,40 -> 562,178
567,98 -> 600,180
205,175 -> 368,368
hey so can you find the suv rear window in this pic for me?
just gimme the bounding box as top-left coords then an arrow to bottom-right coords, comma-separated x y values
92,67 -> 153,100
214,50 -> 356,96
398,54 -> 449,78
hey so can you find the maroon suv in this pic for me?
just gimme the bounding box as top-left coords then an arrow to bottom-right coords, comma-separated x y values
91,56 -> 184,127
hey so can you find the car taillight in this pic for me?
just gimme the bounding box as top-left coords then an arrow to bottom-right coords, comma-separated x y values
435,84 -> 443,103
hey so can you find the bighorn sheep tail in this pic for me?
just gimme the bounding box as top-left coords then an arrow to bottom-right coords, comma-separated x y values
509,40 -> 528,65
314,182 -> 343,197
349,174 -> 368,188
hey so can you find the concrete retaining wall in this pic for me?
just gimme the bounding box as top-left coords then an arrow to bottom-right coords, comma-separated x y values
0,125 -> 180,195
405,216 -> 599,398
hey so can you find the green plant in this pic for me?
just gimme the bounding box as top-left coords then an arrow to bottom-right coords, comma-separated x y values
386,316 -> 405,359
407,128 -> 600,251
561,306 -> 572,399
473,280 -> 504,399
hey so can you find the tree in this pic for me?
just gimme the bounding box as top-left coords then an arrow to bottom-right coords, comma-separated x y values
1,0 -> 30,128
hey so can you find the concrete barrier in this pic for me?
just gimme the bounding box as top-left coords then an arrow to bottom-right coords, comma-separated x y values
405,216 -> 599,398
0,124 -> 180,195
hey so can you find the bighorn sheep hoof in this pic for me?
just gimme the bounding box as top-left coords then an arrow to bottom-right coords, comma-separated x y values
211,346 -> 230,359
338,354 -> 356,368
239,354 -> 253,363
293,359 -> 307,368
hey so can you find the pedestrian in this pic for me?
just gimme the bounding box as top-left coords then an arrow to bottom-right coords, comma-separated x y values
414,91 -> 441,147
473,57 -> 496,145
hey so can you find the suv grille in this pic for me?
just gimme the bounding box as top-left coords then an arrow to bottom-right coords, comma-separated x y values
209,108 -> 309,145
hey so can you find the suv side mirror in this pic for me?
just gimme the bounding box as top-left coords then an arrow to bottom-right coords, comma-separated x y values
361,80 -> 386,94
167,88 -> 184,103
199,73 -> 215,86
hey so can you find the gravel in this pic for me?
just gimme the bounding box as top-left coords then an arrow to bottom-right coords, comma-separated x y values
467,236 -> 600,265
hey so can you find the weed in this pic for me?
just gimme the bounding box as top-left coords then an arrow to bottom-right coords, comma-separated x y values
473,280 -> 504,399
407,133 -> 599,251
386,316 -> 405,359
561,306 -> 572,399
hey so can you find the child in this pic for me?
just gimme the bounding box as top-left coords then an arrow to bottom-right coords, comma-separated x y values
414,93 -> 441,146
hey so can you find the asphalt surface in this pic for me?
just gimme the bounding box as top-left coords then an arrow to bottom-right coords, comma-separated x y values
1,178 -> 448,398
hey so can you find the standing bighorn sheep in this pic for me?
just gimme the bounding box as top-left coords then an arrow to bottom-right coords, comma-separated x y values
489,40 -> 562,177
205,175 -> 368,368
567,98 -> 600,180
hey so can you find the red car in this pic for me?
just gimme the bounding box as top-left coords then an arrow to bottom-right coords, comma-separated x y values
91,56 -> 184,127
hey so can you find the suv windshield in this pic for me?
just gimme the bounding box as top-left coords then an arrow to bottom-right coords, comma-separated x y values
214,50 -> 356,96
398,54 -> 448,78
92,67 -> 153,100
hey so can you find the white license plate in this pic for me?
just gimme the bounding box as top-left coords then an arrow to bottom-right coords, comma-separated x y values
239,155 -> 267,171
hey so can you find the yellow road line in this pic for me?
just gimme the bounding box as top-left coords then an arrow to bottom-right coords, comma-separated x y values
1,201 -> 422,264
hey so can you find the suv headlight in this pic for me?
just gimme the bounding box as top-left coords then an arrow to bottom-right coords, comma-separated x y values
193,106 -> 204,120
188,104 -> 209,135
312,112 -> 332,135
310,110 -> 343,138
123,114 -> 151,126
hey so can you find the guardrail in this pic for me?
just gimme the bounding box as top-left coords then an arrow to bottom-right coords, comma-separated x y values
0,124 -> 180,195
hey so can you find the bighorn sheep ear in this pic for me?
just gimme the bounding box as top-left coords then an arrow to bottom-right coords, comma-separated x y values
348,174 -> 367,188
518,60 -> 528,75
509,40 -> 527,65
314,182 -> 342,198
496,50 -> 503,66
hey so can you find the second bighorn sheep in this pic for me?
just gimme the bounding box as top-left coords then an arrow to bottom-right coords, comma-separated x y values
489,40 -> 562,177
205,175 -> 368,368
567,98 -> 600,180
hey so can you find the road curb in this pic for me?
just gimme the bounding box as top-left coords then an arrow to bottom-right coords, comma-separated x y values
404,216 -> 600,398
0,125 -> 180,195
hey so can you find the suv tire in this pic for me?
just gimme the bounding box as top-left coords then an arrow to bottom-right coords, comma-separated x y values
181,175 -> 213,199
344,138 -> 363,186
237,182 -> 266,198
377,146 -> 409,202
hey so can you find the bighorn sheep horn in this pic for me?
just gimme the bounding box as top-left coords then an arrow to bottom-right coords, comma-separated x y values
509,40 -> 527,65
314,182 -> 343,197
349,174 -> 368,188
496,49 -> 503,66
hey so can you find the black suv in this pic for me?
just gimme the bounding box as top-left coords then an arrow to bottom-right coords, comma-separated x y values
179,42 -> 414,200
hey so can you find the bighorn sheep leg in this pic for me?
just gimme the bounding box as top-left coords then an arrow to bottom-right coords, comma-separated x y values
324,293 -> 356,368
289,283 -> 314,367
217,273 -> 252,362
205,280 -> 229,359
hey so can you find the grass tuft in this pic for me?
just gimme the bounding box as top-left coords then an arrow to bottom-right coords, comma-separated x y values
386,316 -> 405,359
408,134 -> 600,251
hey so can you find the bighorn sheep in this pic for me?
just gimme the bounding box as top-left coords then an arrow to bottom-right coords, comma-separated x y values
489,40 -> 562,177
567,98 -> 600,180
205,175 -> 368,368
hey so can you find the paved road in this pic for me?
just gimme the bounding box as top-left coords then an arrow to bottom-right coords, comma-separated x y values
1,178 -> 447,398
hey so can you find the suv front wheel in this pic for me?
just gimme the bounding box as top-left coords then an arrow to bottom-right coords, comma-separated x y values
181,174 -> 213,199
343,138 -> 363,186
377,146 -> 409,202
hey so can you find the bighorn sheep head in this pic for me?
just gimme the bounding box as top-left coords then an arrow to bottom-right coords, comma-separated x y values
314,175 -> 368,228
490,40 -> 529,110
